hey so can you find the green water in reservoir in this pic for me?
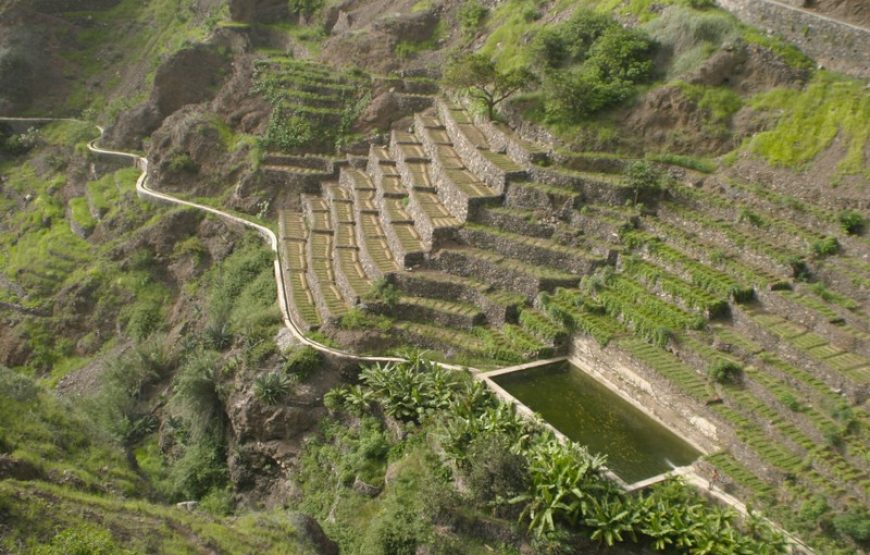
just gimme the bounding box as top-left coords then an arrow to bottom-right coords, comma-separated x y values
494,362 -> 701,483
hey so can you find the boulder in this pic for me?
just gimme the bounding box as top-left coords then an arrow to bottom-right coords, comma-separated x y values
286,512 -> 339,555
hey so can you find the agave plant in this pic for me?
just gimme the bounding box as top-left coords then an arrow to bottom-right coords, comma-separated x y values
252,371 -> 290,405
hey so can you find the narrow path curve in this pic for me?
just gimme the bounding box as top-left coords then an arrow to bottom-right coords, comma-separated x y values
1,117 -> 813,553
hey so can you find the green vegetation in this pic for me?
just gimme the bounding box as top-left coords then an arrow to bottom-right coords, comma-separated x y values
458,0 -> 489,36
253,57 -> 371,152
748,71 -> 870,174
443,53 -> 535,119
837,210 -> 865,235
316,358 -> 788,553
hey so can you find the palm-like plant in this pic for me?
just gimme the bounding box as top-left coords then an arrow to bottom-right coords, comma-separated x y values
584,497 -> 640,547
253,371 -> 290,405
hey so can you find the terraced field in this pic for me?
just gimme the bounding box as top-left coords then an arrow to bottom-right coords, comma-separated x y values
273,91 -> 868,548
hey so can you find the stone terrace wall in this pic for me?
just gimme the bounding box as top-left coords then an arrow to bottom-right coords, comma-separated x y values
717,0 -> 870,79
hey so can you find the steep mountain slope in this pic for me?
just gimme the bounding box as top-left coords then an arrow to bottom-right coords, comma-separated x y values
1,0 -> 868,553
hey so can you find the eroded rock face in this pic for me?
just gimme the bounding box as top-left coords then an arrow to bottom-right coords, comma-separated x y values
108,44 -> 231,149
355,90 -> 400,133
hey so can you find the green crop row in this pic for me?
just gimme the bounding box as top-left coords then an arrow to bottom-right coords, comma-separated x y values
621,256 -> 729,316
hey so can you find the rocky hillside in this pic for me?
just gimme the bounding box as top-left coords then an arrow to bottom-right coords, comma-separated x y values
1,0 -> 868,553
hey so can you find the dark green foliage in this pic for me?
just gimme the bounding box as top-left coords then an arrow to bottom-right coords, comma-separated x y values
458,0 -> 488,36
319,358 -> 786,554
463,434 -> 528,515
788,256 -> 811,281
542,65 -> 635,121
707,360 -> 742,384
531,10 -> 614,69
253,371 -> 291,405
289,0 -> 324,17
837,210 -> 865,235
365,278 -> 401,307
283,345 -> 321,381
810,236 -> 839,257
1,126 -> 40,155
833,508 -> 870,543
625,160 -> 666,198
358,358 -> 457,422
167,152 -> 198,173
534,12 -> 655,122
168,435 -> 228,501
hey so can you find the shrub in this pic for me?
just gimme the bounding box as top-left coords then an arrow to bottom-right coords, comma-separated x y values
707,360 -> 742,384
837,210 -> 865,235
199,485 -> 235,516
168,152 -> 198,174
810,236 -> 839,257
32,526 -> 132,555
1,126 -> 40,155
625,160 -> 667,202
833,508 -> 870,543
463,434 -> 528,515
263,114 -> 314,152
289,0 -> 323,17
543,65 -> 635,121
168,436 -> 228,500
586,26 -> 655,83
283,345 -> 321,380
458,0 -> 488,35
532,9 -> 614,68
253,371 -> 290,405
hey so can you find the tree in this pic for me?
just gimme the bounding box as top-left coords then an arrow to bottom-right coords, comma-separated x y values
443,53 -> 536,120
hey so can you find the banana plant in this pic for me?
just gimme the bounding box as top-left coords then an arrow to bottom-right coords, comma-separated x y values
584,497 -> 640,547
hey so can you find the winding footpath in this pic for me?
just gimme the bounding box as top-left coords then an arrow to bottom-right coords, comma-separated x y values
1,117 -> 813,553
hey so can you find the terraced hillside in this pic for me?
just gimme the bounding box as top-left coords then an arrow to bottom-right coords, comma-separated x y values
276,93 -> 868,549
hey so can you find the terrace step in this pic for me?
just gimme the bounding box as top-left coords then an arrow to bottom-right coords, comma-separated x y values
504,180 -> 580,214
303,195 -> 332,234
391,270 -> 525,325
528,165 -> 637,206
397,321 -> 489,360
278,211 -> 322,330
431,247 -> 580,301
356,213 -> 401,278
414,112 -> 502,221
434,100 -> 527,194
263,153 -> 336,171
390,296 -> 486,329
458,223 -> 607,275
278,209 -> 307,240
334,247 -> 372,304
551,150 -> 629,174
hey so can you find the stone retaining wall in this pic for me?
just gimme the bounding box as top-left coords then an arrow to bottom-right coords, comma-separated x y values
413,113 -> 500,222
504,182 -> 580,215
474,208 -> 556,239
473,118 -> 549,167
435,99 -> 525,194
529,167 -> 638,205
391,272 -> 516,325
431,249 -> 579,301
332,249 -> 363,306
458,226 -> 604,275
389,300 -> 484,329
717,0 -> 870,79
